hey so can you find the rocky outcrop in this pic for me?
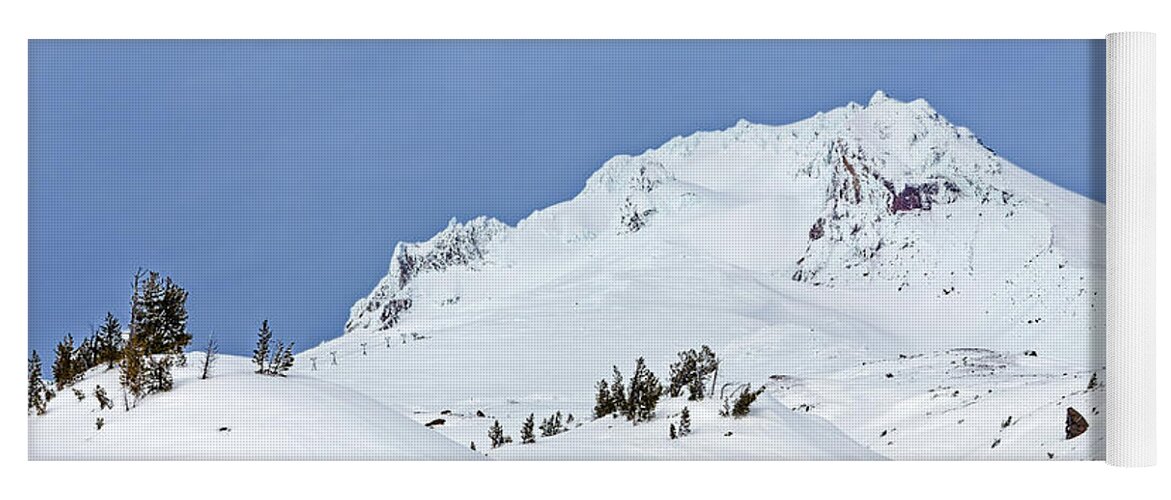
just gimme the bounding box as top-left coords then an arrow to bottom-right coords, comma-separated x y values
346,217 -> 508,334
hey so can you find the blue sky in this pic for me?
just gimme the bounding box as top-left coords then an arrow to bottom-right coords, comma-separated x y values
29,40 -> 1104,365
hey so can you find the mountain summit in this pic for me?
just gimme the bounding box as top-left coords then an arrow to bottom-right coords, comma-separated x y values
345,92 -> 1103,365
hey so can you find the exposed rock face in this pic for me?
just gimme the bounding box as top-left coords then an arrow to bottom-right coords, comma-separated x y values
587,155 -> 676,234
1065,407 -> 1089,439
790,95 -> 1023,289
346,217 -> 508,334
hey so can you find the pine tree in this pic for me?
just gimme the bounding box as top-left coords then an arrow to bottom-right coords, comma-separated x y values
73,387 -> 86,401
134,271 -> 167,354
540,411 -> 564,437
488,419 -> 506,448
668,349 -> 697,398
678,406 -> 692,436
520,414 -> 536,444
52,334 -> 77,390
97,312 -> 123,369
629,357 -> 663,423
94,384 -> 113,410
611,366 -> 628,420
640,365 -> 664,422
269,340 -> 295,376
593,379 -> 615,419
119,335 -> 148,403
731,385 -> 765,418
76,335 -> 97,373
200,337 -> 218,380
253,320 -> 272,374
669,346 -> 719,400
28,351 -> 47,415
146,355 -> 174,393
669,423 -> 677,440
160,277 -> 191,356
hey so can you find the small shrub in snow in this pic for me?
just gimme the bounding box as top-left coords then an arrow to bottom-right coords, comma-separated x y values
95,417 -> 104,430
73,387 -> 86,401
94,385 -> 113,410
669,423 -> 677,440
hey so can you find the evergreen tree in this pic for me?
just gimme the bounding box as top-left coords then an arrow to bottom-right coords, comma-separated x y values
628,357 -> 663,423
28,351 -> 47,415
119,335 -> 148,403
76,335 -> 97,373
668,349 -> 697,398
611,366 -> 628,419
269,340 -> 295,376
73,387 -> 86,401
540,411 -> 564,437
145,355 -> 174,393
52,334 -> 77,390
200,337 -> 218,380
731,385 -> 765,418
669,346 -> 719,400
160,277 -> 191,357
133,271 -> 167,354
593,379 -> 615,419
669,423 -> 677,440
94,385 -> 113,410
96,312 -> 123,369
678,406 -> 692,436
253,320 -> 272,374
488,419 -> 506,448
520,413 -> 536,444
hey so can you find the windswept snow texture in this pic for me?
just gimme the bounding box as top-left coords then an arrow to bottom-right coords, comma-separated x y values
31,93 -> 1104,460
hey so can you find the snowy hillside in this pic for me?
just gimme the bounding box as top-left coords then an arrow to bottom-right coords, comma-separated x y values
29,354 -> 481,460
31,92 -> 1104,460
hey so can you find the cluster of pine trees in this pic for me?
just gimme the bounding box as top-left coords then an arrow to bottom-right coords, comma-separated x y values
667,345 -> 719,400
118,270 -> 191,405
28,269 -> 192,415
47,312 -> 126,392
252,320 -> 294,376
593,357 -> 664,423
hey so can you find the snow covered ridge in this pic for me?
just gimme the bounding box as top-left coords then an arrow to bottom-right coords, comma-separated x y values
346,90 -> 1103,341
346,216 -> 508,334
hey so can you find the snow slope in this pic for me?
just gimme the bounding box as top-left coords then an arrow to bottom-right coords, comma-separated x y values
30,92 -> 1105,460
29,354 -> 481,460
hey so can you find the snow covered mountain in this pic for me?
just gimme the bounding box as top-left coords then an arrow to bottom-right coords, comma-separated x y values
31,92 -> 1104,460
